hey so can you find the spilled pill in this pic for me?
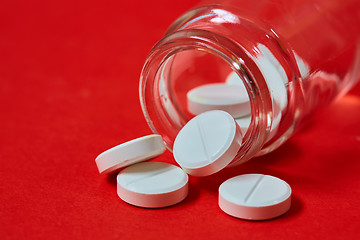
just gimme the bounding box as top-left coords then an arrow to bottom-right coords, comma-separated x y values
95,134 -> 165,174
187,83 -> 250,118
117,162 -> 188,208
173,110 -> 242,176
219,174 -> 291,220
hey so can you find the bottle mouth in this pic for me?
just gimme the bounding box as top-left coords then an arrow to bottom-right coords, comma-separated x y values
139,29 -> 272,164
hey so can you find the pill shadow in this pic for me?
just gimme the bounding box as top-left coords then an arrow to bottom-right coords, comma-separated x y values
250,140 -> 303,168
180,177 -> 202,206
105,171 -> 119,187
280,194 -> 302,220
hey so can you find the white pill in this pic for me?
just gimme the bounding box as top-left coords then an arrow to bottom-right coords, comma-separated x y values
219,174 -> 291,220
187,83 -> 250,118
225,72 -> 244,86
173,110 -> 242,176
117,162 -> 188,208
254,47 -> 288,111
95,134 -> 165,174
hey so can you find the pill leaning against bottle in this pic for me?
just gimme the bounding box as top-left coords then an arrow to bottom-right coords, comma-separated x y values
173,110 -> 242,176
219,174 -> 291,220
117,162 -> 189,208
187,83 -> 250,118
95,134 -> 165,174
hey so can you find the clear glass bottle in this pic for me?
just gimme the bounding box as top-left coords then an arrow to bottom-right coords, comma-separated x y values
139,0 -> 360,166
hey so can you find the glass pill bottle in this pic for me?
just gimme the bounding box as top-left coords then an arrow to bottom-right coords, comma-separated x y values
139,0 -> 360,166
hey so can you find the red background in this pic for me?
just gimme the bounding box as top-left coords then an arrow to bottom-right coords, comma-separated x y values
1,0 -> 360,239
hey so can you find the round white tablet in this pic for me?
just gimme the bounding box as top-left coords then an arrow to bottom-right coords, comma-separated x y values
95,134 -> 165,175
173,110 -> 242,176
117,162 -> 188,208
187,83 -> 250,118
219,174 -> 291,220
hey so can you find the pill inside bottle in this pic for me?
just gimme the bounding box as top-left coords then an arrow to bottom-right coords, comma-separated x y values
140,1 -> 360,170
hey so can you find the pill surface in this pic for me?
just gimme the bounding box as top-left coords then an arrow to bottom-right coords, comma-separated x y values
219,174 -> 291,220
95,134 -> 165,174
187,83 -> 250,118
117,162 -> 188,208
225,72 -> 244,86
173,110 -> 242,176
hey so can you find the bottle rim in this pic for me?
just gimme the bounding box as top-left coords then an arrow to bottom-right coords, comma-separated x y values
139,29 -> 272,164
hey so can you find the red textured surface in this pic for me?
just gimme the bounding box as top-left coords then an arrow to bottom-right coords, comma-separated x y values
1,1 -> 360,239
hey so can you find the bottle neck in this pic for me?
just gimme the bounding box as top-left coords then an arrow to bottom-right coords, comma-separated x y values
139,27 -> 282,164
140,3 -> 360,165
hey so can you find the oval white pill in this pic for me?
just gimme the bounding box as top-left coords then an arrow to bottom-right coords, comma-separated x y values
95,134 -> 165,175
219,174 -> 291,220
187,83 -> 250,118
173,110 -> 242,176
117,162 -> 188,208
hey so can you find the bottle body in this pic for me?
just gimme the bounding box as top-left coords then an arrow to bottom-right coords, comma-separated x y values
140,0 -> 360,165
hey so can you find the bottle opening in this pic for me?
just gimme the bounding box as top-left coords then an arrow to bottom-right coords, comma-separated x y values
140,29 -> 274,164
160,49 -> 251,130
144,47 -> 255,146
